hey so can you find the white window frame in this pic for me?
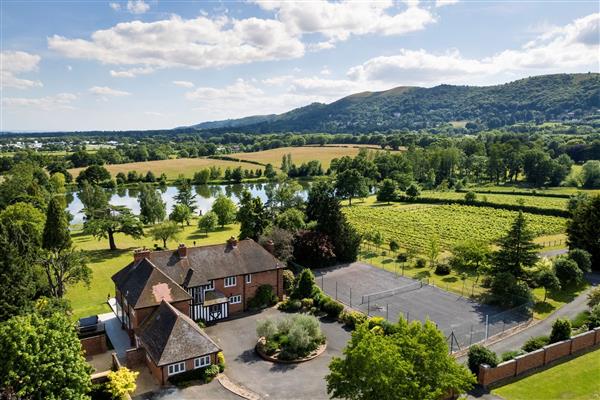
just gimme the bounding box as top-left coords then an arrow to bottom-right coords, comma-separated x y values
229,295 -> 241,305
245,274 -> 252,284
194,355 -> 211,369
205,280 -> 214,291
224,276 -> 236,288
167,362 -> 186,376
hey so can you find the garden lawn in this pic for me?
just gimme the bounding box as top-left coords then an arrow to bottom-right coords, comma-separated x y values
493,349 -> 600,400
69,157 -> 262,181
67,221 -> 240,319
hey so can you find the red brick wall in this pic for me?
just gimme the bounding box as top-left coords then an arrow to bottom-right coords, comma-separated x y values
80,334 -> 108,356
515,348 -> 545,375
571,330 -> 595,353
544,340 -> 571,364
479,360 -> 516,386
126,347 -> 146,368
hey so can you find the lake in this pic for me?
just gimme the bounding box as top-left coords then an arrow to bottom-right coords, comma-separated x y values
67,182 -> 310,225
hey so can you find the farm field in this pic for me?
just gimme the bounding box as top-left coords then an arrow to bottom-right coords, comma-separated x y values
421,190 -> 570,210
493,349 -> 600,400
66,221 -> 241,319
228,145 -> 393,169
343,202 -> 567,252
68,157 -> 262,181
466,184 -> 599,196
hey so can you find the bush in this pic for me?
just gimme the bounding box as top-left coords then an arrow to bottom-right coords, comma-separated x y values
168,364 -> 219,385
321,298 -> 344,319
521,336 -> 550,352
554,257 -> 583,286
500,350 -> 524,362
106,367 -> 139,399
588,304 -> 600,329
248,285 -> 278,309
549,318 -> 572,343
204,365 -> 220,382
278,299 -> 302,312
568,248 -> 592,273
257,314 -> 324,359
292,269 -> 316,300
434,263 -> 451,275
467,345 -> 498,374
587,287 -> 600,308
217,351 -> 226,372
464,191 -> 477,202
282,270 -> 295,294
301,298 -> 314,310
415,258 -> 427,268
396,253 -> 408,263
339,310 -> 367,329
570,310 -> 591,330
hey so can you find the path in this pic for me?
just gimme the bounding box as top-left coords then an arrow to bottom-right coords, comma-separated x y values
99,312 -> 132,359
538,248 -> 568,258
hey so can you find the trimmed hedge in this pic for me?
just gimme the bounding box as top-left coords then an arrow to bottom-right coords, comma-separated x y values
456,188 -> 571,199
208,155 -> 267,167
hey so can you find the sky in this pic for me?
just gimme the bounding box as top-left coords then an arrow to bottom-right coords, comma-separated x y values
1,0 -> 598,132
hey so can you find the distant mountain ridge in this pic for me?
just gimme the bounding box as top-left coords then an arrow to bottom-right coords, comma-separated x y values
188,73 -> 600,133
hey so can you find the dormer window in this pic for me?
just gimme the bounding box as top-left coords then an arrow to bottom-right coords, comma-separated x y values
205,280 -> 214,291
224,276 -> 236,287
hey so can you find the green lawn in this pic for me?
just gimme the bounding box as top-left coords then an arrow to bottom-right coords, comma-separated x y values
493,349 -> 600,400
66,221 -> 241,319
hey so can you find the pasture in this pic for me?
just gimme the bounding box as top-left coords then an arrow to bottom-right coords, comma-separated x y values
66,221 -> 241,319
68,157 -> 262,181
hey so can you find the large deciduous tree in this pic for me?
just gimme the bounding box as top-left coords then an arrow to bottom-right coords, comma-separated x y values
237,190 -> 268,240
138,184 -> 166,224
335,168 -> 368,206
198,211 -> 218,236
567,195 -> 600,271
149,221 -> 181,248
174,181 -> 197,213
84,205 -> 144,250
211,195 -> 237,227
326,319 -> 475,400
40,248 -> 91,299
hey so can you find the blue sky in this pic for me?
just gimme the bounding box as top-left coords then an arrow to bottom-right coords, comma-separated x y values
1,0 -> 598,131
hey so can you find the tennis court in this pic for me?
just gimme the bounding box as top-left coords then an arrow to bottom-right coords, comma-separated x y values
315,262 -> 531,350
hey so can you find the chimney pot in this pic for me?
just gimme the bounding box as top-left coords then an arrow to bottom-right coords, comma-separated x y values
134,247 -> 151,262
227,236 -> 238,248
178,243 -> 187,258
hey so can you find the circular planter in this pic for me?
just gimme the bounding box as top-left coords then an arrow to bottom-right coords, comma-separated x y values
255,337 -> 327,364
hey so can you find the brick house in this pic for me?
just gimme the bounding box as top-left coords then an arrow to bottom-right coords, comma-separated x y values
138,300 -> 221,385
112,237 -> 284,340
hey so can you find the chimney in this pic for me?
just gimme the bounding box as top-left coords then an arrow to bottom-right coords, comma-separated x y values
263,239 -> 275,255
177,243 -> 187,258
134,247 -> 151,262
227,236 -> 238,248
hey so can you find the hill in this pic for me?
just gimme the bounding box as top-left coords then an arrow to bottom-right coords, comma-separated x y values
190,73 -> 600,133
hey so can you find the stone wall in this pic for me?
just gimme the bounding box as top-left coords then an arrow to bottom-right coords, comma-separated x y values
479,327 -> 600,387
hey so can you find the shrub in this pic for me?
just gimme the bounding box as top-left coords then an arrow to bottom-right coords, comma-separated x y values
500,350 -> 524,362
549,318 -> 572,343
106,367 -> 139,399
464,191 -> 477,203
204,365 -> 220,382
322,298 -> 344,319
301,298 -> 314,310
568,248 -> 592,273
521,336 -> 550,352
588,304 -> 600,329
467,345 -> 498,374
587,287 -> 600,308
339,310 -> 368,329
554,257 -> 583,286
396,253 -> 408,263
257,314 -> 324,360
570,310 -> 591,330
278,299 -> 302,312
248,285 -> 277,309
434,263 -> 451,275
217,351 -> 226,373
292,269 -> 316,300
312,289 -> 328,308
282,269 -> 295,294
256,319 -> 278,340
415,258 -> 427,268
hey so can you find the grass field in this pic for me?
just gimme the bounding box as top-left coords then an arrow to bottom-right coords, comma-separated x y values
343,200 -> 567,252
467,184 -> 600,196
69,158 -> 262,181
493,349 -> 600,400
229,145 -> 391,169
421,190 -> 570,210
66,221 -> 241,319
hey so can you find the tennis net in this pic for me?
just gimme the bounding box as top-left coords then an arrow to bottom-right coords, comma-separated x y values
361,280 -> 424,304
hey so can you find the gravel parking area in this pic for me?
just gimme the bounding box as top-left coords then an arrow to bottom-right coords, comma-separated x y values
316,263 -> 528,348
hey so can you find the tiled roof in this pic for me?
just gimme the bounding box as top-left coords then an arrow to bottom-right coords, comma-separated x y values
111,258 -> 191,309
139,301 -> 221,366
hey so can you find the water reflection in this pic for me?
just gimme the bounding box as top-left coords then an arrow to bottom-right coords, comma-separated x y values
67,182 -> 310,225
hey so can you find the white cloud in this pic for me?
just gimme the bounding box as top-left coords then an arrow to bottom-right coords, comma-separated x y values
109,2 -> 121,11
320,67 -> 331,76
48,15 -> 305,69
67,65 -> 73,71
126,0 -> 149,14
2,93 -> 77,110
435,0 -> 459,7
254,0 -> 436,42
89,86 -> 131,96
0,51 -> 43,89
172,80 -> 195,88
347,13 -> 600,86
110,66 -> 154,78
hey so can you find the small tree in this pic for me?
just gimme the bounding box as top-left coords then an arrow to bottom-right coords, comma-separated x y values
377,179 -> 396,204
174,181 -> 197,213
467,345 -> 498,374
292,269 -> 316,300
554,257 -> 583,286
198,211 -> 218,236
40,248 -> 91,298
237,190 -> 268,240
567,248 -> 592,273
138,184 -> 166,225
149,221 -> 180,248
549,318 -> 571,343
464,191 -> 477,203
428,235 -> 440,268
536,269 -> 561,302
76,164 -> 111,186
211,195 -> 237,227
169,204 -> 192,226
492,211 -> 541,278
389,239 -> 400,254
106,367 -> 139,399
405,182 -> 421,199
